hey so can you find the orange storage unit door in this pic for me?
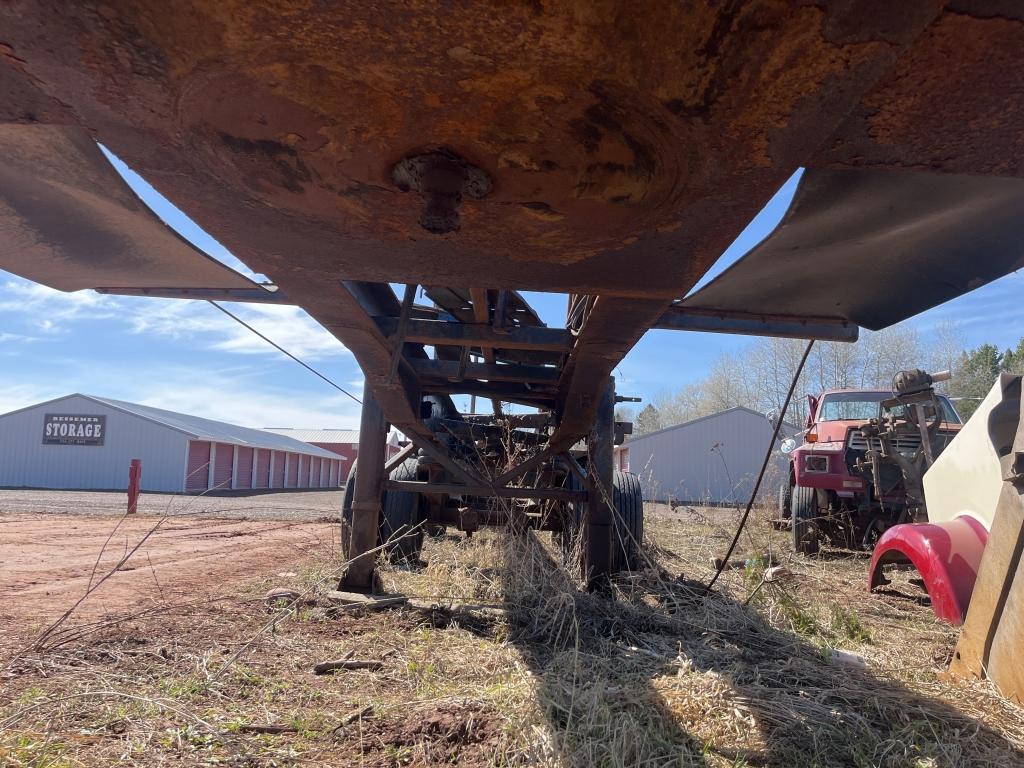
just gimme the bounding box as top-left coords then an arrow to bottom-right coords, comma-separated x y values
255,449 -> 271,488
212,443 -> 234,490
287,453 -> 299,487
186,441 -> 211,492
236,446 -> 254,489
311,457 -> 321,488
272,451 -> 286,488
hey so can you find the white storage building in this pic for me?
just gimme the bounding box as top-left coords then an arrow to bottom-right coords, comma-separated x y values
0,394 -> 346,493
616,406 -> 799,504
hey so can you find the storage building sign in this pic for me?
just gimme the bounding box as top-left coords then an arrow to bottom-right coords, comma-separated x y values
43,414 -> 106,446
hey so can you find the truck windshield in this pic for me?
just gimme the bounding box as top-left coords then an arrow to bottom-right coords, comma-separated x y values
817,392 -> 961,423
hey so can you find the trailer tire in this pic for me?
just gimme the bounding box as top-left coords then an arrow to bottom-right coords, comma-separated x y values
341,459 -> 424,563
611,471 -> 644,572
557,470 -> 645,573
791,484 -> 820,555
555,471 -> 585,565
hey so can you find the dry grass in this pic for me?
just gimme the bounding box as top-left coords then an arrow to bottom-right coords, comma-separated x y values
2,506 -> 1024,767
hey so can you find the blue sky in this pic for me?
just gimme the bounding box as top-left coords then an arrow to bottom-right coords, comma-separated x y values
1,156 -> 1019,428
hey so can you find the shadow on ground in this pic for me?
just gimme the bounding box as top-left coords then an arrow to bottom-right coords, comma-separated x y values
461,532 -> 1023,767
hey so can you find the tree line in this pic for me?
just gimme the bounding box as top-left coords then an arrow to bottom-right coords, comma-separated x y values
618,322 -> 1024,436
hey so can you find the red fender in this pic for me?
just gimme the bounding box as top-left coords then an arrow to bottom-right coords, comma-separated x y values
868,516 -> 988,625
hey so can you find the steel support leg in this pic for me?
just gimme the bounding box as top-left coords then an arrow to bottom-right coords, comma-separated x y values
584,376 -> 615,587
343,387 -> 388,591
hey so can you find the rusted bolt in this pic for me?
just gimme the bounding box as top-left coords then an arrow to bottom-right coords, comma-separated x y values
391,149 -> 491,234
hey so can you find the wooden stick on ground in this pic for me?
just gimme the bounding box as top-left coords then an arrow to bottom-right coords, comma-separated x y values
313,659 -> 384,675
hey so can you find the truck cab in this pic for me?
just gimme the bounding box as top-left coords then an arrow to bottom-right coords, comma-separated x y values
782,386 -> 961,554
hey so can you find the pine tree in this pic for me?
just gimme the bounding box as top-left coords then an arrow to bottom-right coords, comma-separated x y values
634,404 -> 662,435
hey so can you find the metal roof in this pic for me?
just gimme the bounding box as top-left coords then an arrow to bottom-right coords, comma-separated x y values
2,394 -> 344,459
262,428 -> 359,445
624,406 -> 800,445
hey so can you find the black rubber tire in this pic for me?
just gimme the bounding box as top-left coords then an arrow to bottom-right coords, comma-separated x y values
778,481 -> 793,522
791,484 -> 820,555
341,458 -> 423,562
555,471 -> 585,564
611,470 -> 644,572
557,469 -> 645,573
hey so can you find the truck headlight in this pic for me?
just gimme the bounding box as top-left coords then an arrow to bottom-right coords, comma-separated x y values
804,455 -> 828,473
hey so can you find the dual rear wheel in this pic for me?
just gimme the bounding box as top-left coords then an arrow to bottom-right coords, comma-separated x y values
342,461 -> 646,574
341,458 -> 424,563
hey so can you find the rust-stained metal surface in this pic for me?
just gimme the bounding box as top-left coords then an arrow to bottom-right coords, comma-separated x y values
0,0 -> 947,296
2,0 -> 1024,453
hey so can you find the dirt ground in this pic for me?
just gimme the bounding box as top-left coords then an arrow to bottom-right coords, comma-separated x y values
2,497 -> 1023,767
0,514 -> 338,625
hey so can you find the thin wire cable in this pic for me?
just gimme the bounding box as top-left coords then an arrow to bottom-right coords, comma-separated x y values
207,300 -> 362,405
704,339 -> 815,592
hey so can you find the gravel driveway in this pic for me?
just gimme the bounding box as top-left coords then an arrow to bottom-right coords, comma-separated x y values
0,488 -> 344,522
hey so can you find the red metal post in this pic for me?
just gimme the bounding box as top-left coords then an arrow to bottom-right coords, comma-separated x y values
127,459 -> 142,515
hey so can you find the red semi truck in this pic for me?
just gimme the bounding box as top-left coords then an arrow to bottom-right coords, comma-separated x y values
779,372 -> 962,554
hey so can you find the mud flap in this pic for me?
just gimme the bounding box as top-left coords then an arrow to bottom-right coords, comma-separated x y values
867,516 -> 988,624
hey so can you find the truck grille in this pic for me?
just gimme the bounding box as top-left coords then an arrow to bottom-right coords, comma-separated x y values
847,430 -> 922,455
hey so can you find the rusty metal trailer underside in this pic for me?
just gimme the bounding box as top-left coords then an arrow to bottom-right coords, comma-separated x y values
3,2 -> 1024,587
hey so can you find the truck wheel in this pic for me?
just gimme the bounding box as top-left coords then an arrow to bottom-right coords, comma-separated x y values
341,459 -> 424,563
791,484 -> 820,555
555,470 -> 585,565
556,470 -> 645,573
775,482 -> 793,528
611,471 -> 644,571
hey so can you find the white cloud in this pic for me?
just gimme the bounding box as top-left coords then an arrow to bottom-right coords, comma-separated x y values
0,331 -> 40,344
0,280 -> 116,329
0,276 -> 349,361
127,300 -> 349,361
0,382 -> 70,415
133,380 -> 362,429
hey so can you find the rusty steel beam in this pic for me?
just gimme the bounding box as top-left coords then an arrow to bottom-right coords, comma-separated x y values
421,381 -> 556,407
383,479 -> 584,503
376,317 -> 573,352
95,286 -> 291,303
463,413 -> 553,429
560,452 -> 588,486
385,282 -> 418,385
655,306 -> 859,342
492,447 -> 556,487
383,441 -> 417,475
469,286 -> 502,416
551,295 -> 669,450
409,358 -> 560,385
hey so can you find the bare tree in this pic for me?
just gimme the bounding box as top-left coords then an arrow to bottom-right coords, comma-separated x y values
653,322 -> 936,429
